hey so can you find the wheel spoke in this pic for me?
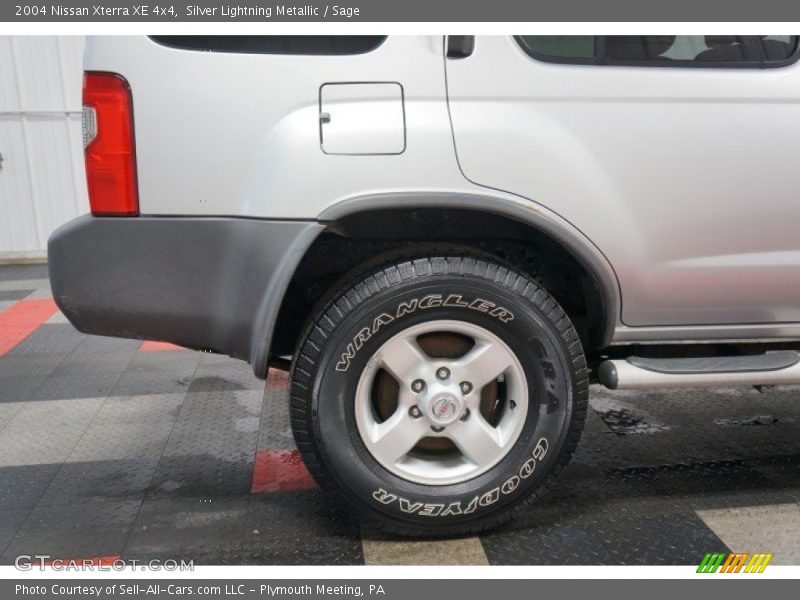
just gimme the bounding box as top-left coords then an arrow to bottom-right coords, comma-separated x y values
378,334 -> 428,382
354,318 -> 529,484
456,341 -> 515,390
367,410 -> 428,466
448,414 -> 505,467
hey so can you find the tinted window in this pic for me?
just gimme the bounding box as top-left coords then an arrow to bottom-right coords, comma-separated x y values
517,35 -> 799,67
519,36 -> 595,60
150,36 -> 386,55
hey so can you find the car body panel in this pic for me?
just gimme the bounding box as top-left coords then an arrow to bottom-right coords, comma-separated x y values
51,35 -> 800,377
445,35 -> 800,327
84,36 -> 470,218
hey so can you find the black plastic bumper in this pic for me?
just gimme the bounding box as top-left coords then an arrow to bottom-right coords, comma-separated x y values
48,215 -> 323,377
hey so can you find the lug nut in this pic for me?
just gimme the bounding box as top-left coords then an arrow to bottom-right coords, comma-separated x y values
411,379 -> 425,393
509,400 -> 517,410
431,425 -> 445,433
436,367 -> 450,380
409,406 -> 423,418
460,408 -> 471,422
460,381 -> 473,394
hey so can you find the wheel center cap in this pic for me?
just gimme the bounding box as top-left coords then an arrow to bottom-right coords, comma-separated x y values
423,389 -> 464,426
432,395 -> 457,420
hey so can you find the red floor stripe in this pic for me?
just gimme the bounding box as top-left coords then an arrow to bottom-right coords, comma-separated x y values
44,555 -> 121,567
251,449 -> 317,493
140,340 -> 183,351
0,298 -> 58,357
266,369 -> 290,390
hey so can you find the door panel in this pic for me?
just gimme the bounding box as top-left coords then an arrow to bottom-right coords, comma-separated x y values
446,36 -> 800,327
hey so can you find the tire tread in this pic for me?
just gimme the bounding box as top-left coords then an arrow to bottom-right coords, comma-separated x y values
290,255 -> 588,537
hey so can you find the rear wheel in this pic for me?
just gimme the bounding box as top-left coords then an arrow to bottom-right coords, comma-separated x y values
290,255 -> 588,536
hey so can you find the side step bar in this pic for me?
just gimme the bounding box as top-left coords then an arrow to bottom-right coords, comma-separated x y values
598,351 -> 800,390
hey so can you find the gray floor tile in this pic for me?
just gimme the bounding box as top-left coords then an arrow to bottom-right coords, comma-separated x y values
361,527 -> 488,565
68,394 -> 184,461
45,310 -> 70,324
0,398 -> 105,467
697,503 -> 800,565
0,401 -> 26,433
25,286 -> 53,300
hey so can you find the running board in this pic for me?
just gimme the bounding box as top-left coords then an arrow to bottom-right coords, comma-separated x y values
598,351 -> 800,390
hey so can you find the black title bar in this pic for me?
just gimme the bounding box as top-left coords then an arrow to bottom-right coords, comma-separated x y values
4,0 -> 800,22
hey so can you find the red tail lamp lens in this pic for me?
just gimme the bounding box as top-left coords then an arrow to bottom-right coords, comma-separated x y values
82,72 -> 139,216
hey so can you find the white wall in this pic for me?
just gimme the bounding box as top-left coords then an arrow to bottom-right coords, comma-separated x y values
0,36 -> 87,259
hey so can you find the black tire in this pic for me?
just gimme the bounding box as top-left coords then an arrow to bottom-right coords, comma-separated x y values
290,255 -> 588,536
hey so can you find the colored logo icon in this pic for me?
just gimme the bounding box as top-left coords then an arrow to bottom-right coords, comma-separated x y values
697,552 -> 774,573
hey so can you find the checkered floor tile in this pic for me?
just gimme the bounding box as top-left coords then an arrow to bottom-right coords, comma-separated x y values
1,263 -> 799,565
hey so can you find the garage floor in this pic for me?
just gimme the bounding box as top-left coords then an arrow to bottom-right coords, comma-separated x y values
1,263 -> 799,566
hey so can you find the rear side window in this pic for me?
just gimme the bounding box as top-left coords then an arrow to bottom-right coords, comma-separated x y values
516,35 -> 799,68
149,36 -> 386,55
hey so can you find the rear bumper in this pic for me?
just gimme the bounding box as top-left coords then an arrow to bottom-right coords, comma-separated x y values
48,215 -> 323,377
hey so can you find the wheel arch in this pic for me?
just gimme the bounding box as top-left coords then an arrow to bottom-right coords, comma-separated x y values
255,191 -> 621,378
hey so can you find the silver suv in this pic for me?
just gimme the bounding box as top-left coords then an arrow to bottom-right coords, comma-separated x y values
49,35 -> 800,535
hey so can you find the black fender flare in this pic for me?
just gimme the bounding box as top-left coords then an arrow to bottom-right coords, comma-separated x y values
253,191 -> 621,377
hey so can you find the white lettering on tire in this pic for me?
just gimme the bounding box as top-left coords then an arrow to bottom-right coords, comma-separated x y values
371,438 -> 548,517
336,294 -> 515,372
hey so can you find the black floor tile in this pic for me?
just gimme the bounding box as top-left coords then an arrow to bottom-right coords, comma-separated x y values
189,360 -> 266,392
28,372 -> 123,402
1,499 -> 141,560
38,457 -> 161,506
0,290 -> 34,301
0,264 -> 48,281
147,454 -> 255,499
3,266 -> 800,566
481,500 -> 729,565
74,335 -> 143,354
146,389 -> 262,498
242,492 -> 363,565
0,354 -> 65,379
50,350 -> 137,377
0,464 -> 61,510
0,508 -> 33,555
125,496 -> 248,565
0,375 -> 44,404
8,324 -> 85,355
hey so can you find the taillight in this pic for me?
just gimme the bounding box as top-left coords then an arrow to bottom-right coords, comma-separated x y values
82,72 -> 139,216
